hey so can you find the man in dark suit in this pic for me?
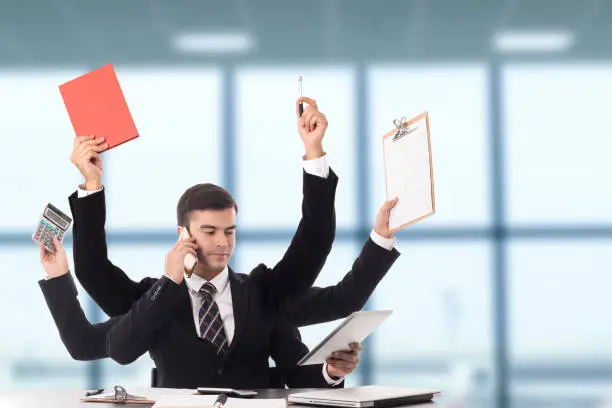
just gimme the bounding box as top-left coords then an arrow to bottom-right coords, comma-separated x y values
37,196 -> 399,384
64,97 -> 400,388
37,236 -> 364,387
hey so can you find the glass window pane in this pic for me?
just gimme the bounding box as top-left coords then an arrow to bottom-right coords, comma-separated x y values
0,245 -> 90,389
105,68 -> 222,230
369,65 -> 490,228
372,241 -> 493,403
509,240 -> 612,407
235,67 -> 357,229
0,70 -> 85,229
504,64 -> 612,225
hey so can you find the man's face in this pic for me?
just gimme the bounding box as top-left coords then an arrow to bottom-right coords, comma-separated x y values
186,208 -> 236,273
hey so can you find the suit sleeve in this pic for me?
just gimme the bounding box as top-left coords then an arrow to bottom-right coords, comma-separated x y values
39,274 -> 117,361
106,276 -> 184,365
251,170 -> 338,303
286,238 -> 401,327
269,318 -> 342,389
69,190 -> 156,317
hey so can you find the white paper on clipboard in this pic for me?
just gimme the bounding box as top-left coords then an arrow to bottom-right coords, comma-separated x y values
383,111 -> 435,232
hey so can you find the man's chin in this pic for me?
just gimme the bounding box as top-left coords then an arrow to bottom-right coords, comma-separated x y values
199,259 -> 227,272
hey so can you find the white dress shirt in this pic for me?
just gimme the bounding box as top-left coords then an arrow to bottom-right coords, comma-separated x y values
76,154 -> 395,385
183,266 -> 234,342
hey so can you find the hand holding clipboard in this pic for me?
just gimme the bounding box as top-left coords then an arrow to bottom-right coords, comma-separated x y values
382,112 -> 435,232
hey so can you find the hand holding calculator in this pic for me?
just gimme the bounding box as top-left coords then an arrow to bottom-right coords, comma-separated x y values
32,204 -> 72,253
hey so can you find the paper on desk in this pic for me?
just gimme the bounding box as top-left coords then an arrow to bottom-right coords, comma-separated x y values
383,111 -> 435,231
152,394 -> 286,408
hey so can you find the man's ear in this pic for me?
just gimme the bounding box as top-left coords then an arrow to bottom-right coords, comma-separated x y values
178,225 -> 192,239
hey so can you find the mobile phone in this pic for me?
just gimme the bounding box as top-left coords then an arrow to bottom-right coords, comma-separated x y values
179,228 -> 197,276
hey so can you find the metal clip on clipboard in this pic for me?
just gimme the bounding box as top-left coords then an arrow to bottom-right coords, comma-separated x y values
113,385 -> 147,403
82,385 -> 152,404
392,116 -> 410,142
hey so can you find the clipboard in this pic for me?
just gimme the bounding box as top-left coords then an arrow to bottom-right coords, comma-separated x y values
382,111 -> 435,233
59,63 -> 139,151
81,385 -> 155,404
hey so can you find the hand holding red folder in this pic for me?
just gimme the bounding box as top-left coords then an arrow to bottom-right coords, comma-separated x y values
59,64 -> 139,151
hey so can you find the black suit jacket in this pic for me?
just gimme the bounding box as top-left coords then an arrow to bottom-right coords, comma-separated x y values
68,170 -> 340,388
105,273 -> 334,388
39,237 -> 400,370
39,274 -> 118,361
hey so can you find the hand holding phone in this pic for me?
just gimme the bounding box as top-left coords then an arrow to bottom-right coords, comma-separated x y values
165,229 -> 198,283
179,228 -> 198,277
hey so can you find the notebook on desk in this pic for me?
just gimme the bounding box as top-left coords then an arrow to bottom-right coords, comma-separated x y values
288,385 -> 441,408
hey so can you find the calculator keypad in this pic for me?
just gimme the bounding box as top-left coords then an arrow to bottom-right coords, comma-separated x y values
34,219 -> 64,252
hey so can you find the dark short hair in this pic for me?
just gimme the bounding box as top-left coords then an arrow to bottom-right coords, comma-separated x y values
176,183 -> 238,227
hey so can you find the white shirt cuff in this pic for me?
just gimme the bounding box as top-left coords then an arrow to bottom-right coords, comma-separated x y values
370,230 -> 396,251
302,154 -> 329,179
77,184 -> 103,198
322,362 -> 345,386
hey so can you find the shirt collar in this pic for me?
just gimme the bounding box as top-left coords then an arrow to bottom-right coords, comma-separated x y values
184,265 -> 229,295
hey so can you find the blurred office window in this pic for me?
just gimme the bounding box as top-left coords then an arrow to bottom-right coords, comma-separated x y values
503,65 -> 612,226
373,241 -> 493,404
0,70 -> 84,229
235,67 -> 357,229
509,240 -> 612,407
0,245 -> 88,390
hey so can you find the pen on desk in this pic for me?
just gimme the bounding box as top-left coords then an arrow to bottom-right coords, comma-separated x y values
214,393 -> 228,408
85,388 -> 104,397
298,75 -> 304,117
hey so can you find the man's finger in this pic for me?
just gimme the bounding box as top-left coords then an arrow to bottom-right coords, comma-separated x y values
385,197 -> 399,210
91,143 -> 109,153
181,248 -> 197,258
84,151 -> 100,161
39,242 -> 46,260
174,238 -> 195,249
178,242 -> 199,251
328,359 -> 356,371
349,343 -> 362,351
301,109 -> 314,131
52,236 -> 62,253
78,139 -> 105,152
381,197 -> 399,212
176,240 -> 199,249
332,351 -> 358,363
298,97 -> 318,109
75,135 -> 95,145
308,114 -> 318,132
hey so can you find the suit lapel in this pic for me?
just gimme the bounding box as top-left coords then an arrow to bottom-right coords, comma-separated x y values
226,269 -> 248,356
176,280 -> 198,336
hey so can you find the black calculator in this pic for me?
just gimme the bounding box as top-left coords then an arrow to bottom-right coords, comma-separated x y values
32,203 -> 72,253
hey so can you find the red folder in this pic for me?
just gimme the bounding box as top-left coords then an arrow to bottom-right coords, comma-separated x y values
59,64 -> 139,150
